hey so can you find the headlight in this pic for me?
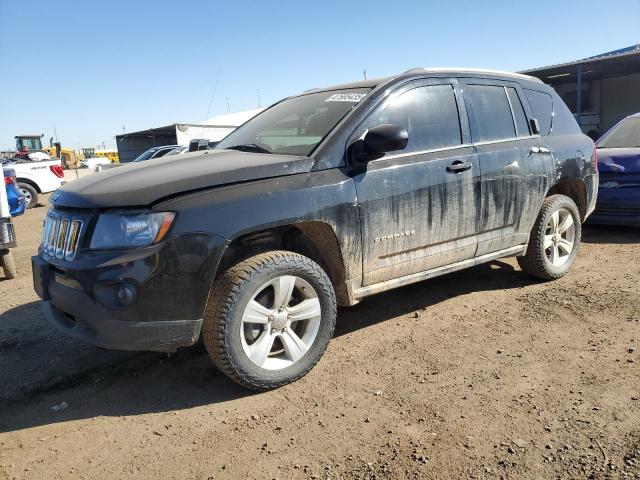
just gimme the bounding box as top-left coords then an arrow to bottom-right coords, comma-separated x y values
90,212 -> 175,249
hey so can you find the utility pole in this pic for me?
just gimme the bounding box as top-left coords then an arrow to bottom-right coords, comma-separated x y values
257,89 -> 261,108
226,97 -> 230,113
363,69 -> 368,80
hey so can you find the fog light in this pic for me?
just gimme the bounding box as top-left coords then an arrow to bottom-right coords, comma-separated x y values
116,285 -> 136,307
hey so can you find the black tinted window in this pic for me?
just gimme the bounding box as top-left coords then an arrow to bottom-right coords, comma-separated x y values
372,84 -> 462,153
524,89 -> 553,136
551,94 -> 582,135
466,85 -> 515,141
506,87 -> 530,137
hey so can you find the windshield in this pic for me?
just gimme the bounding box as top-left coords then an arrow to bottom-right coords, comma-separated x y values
165,147 -> 186,156
216,88 -> 371,156
133,148 -> 158,162
17,137 -> 43,150
598,117 -> 640,148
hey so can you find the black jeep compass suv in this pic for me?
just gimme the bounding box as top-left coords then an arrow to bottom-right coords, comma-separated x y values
33,68 -> 598,390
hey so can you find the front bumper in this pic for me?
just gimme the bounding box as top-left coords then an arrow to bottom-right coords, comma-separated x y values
42,301 -> 202,352
32,230 -> 226,352
588,207 -> 640,226
588,180 -> 640,226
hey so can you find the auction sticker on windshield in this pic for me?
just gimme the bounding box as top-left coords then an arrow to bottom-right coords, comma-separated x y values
325,93 -> 367,103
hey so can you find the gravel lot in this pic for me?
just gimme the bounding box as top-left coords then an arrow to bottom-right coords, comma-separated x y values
0,192 -> 638,479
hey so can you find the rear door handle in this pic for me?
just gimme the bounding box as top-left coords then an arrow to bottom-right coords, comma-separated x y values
446,160 -> 473,173
529,146 -> 551,155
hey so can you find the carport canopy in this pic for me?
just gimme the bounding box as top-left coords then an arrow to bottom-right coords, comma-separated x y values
521,45 -> 640,119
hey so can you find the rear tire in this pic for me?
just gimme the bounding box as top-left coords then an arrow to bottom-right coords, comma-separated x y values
202,250 -> 336,391
518,194 -> 581,280
0,251 -> 17,280
18,183 -> 38,209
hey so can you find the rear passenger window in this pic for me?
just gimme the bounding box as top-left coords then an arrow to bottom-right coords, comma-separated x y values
506,87 -> 530,137
466,85 -> 515,141
524,89 -> 553,136
372,84 -> 462,153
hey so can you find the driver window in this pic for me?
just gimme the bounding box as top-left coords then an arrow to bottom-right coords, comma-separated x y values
370,84 -> 463,154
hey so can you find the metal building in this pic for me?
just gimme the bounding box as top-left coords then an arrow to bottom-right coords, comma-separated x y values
522,45 -> 640,138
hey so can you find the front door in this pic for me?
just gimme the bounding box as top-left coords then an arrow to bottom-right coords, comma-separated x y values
351,78 -> 482,286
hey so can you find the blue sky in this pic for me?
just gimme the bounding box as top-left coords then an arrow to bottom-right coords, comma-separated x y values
1,0 -> 638,150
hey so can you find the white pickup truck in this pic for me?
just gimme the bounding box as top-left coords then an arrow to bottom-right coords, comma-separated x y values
3,159 -> 65,208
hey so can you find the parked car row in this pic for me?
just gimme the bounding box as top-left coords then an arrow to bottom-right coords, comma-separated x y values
95,139 -> 220,172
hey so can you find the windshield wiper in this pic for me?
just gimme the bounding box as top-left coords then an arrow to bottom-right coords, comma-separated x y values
227,143 -> 272,154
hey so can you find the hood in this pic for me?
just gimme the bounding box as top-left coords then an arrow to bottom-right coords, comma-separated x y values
53,149 -> 314,209
597,147 -> 640,174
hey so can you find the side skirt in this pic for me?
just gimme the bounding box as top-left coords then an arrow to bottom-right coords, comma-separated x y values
351,245 -> 527,301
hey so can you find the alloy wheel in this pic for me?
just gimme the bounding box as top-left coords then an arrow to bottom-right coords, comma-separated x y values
240,275 -> 322,370
544,207 -> 575,267
21,188 -> 32,206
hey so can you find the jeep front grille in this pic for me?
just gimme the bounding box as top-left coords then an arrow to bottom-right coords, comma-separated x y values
42,212 -> 83,260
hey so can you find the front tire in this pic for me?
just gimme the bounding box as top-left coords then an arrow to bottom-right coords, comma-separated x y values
518,194 -> 581,280
202,251 -> 337,390
18,183 -> 38,209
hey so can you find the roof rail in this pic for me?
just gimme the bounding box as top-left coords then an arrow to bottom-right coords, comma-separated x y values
401,67 -> 542,83
403,67 -> 428,75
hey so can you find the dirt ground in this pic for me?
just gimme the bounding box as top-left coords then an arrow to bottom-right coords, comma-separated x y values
0,192 -> 638,480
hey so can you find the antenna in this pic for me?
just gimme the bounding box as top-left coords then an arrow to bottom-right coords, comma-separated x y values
226,96 -> 230,113
256,89 -> 261,107
53,126 -> 59,141
204,69 -> 222,122
363,69 -> 368,80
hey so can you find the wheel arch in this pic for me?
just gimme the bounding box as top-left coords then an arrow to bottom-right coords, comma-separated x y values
546,178 -> 587,221
16,177 -> 41,193
216,221 -> 352,306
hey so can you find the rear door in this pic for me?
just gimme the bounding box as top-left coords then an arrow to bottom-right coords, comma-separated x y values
351,78 -> 482,286
461,79 -> 540,255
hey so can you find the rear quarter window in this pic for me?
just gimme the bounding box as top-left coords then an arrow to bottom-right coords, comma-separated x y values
524,89 -> 553,136
550,92 -> 582,135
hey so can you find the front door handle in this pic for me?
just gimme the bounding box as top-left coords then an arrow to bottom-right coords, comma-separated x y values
530,146 -> 551,155
446,160 -> 473,173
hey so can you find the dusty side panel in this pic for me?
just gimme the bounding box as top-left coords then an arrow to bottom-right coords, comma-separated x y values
154,169 -> 363,296
354,147 -> 481,286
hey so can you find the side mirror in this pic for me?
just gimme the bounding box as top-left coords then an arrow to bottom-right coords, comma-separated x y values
350,124 -> 408,166
529,117 -> 541,135
364,124 -> 408,155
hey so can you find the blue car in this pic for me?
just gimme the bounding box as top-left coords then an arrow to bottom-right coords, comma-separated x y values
3,167 -> 26,217
590,113 -> 640,226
